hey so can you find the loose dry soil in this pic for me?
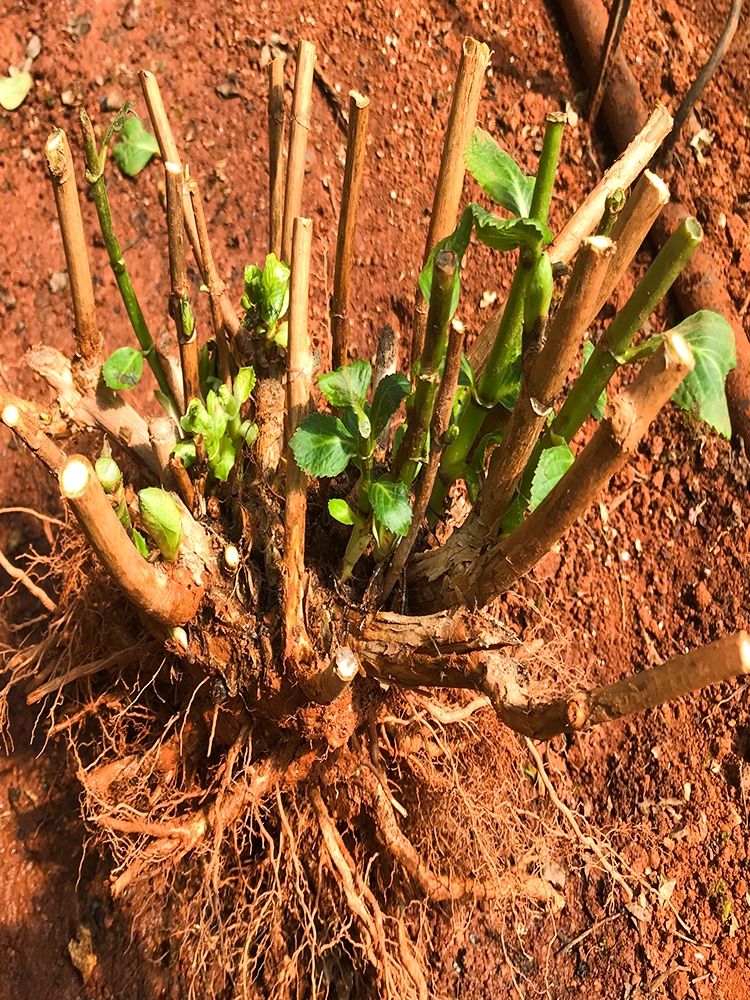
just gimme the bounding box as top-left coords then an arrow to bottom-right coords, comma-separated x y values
1,1 -> 749,998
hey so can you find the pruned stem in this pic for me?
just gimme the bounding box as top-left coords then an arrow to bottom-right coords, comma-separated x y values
281,41 -> 316,264
411,36 -> 490,365
393,250 -> 457,484
549,216 -> 702,445
187,177 -> 232,382
474,235 -> 615,532
79,109 -> 175,405
509,632 -> 750,740
283,217 -> 316,686
379,318 -> 464,602
373,324 -> 398,452
414,332 -> 694,610
44,128 -> 102,382
1,390 -> 67,474
139,70 -> 239,338
59,455 -> 204,626
468,102 -> 674,377
593,169 -> 670,314
529,112 -> 568,224
165,162 -> 200,408
331,90 -> 370,370
551,101 -> 673,264
268,55 -> 287,258
148,416 -> 178,480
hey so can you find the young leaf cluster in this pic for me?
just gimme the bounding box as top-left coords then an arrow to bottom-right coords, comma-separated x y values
241,253 -> 290,350
290,360 -> 412,570
175,367 -> 259,482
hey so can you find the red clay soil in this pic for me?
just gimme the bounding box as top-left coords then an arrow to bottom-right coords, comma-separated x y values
1,1 -> 749,998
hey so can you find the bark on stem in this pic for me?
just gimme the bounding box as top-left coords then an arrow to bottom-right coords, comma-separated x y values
0,390 -> 67,474
281,41 -> 316,264
59,455 -> 204,626
357,616 -> 750,743
331,91 -> 370,370
44,128 -> 102,382
505,631 -> 750,740
283,218 -> 316,686
476,236 -> 614,531
414,332 -> 693,610
468,103 -> 673,377
593,169 -> 670,315
268,56 -> 286,258
187,177 -> 232,382
165,162 -> 200,408
139,71 -> 239,339
411,36 -> 490,365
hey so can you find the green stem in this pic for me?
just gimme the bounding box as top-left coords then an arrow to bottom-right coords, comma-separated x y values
395,250 -> 457,485
528,112 -> 567,225
552,216 -> 702,443
517,216 -> 702,505
80,110 -> 176,407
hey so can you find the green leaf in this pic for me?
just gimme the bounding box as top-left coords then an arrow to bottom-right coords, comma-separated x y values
173,440 -> 197,469
419,205 -> 474,313
290,413 -> 357,478
370,372 -> 410,439
205,390 -> 228,442
112,116 -> 161,177
131,528 -> 149,558
219,384 -> 240,421
471,205 -> 551,252
180,398 -> 213,437
261,253 -> 290,328
210,436 -> 237,482
328,498 -> 356,525
458,353 -> 476,392
582,342 -> 607,420
465,127 -> 535,217
501,496 -> 525,534
138,487 -> 182,561
495,354 -> 524,412
233,366 -> 256,405
241,254 -> 290,341
102,347 -> 143,391
368,478 -> 413,536
529,444 -> 575,511
0,70 -> 33,111
669,311 -> 736,439
318,360 -> 372,411
240,420 -> 258,446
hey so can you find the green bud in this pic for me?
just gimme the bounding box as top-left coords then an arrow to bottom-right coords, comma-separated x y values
138,487 -> 183,561
95,455 -> 123,494
523,252 -> 553,334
